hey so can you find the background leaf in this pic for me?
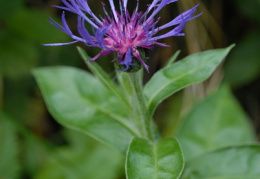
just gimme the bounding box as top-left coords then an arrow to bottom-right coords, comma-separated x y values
144,45 -> 234,115
126,137 -> 184,179
0,111 -> 20,179
177,86 -> 255,160
0,0 -> 24,20
234,0 -> 260,23
36,129 -> 124,179
7,8 -> 68,43
182,145 -> 260,179
0,33 -> 38,78
33,67 -> 139,153
224,32 -> 260,87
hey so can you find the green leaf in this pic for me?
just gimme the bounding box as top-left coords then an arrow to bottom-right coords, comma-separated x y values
182,145 -> 260,179
144,45 -> 235,115
36,129 -> 124,179
33,67 -> 139,153
0,111 -> 20,179
177,86 -> 255,161
126,137 -> 184,179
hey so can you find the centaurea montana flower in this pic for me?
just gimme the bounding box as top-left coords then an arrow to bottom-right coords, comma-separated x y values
44,0 -> 201,72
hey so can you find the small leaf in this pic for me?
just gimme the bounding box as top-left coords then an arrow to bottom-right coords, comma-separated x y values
177,86 -> 255,160
144,45 -> 235,115
165,50 -> 181,68
182,145 -> 260,179
33,67 -> 139,153
0,111 -> 20,179
126,137 -> 184,179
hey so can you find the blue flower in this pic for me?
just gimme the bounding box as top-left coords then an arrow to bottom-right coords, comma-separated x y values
44,0 -> 201,72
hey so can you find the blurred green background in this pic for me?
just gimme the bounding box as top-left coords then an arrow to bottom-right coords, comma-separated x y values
0,0 -> 259,178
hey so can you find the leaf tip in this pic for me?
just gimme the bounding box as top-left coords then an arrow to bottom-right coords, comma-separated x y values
31,68 -> 40,78
76,46 -> 90,62
227,44 -> 236,51
165,50 -> 181,68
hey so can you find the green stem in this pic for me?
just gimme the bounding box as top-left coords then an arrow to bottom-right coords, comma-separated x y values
131,72 -> 153,140
118,69 -> 153,140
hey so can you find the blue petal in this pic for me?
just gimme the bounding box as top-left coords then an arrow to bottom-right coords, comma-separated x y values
61,11 -> 73,36
77,16 -> 97,46
120,48 -> 135,71
123,0 -> 128,9
94,25 -> 112,49
61,0 -> 99,29
146,0 -> 178,22
151,16 -> 186,40
108,0 -> 119,22
42,41 -> 79,46
158,4 -> 200,30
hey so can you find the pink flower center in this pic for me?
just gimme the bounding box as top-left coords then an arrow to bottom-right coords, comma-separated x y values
104,21 -> 146,54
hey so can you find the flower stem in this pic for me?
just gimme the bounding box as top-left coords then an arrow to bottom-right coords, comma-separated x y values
118,69 -> 153,140
131,72 -> 153,140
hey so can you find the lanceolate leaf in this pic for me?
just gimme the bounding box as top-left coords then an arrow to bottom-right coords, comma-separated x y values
182,145 -> 260,179
33,67 -> 139,153
126,137 -> 184,179
144,45 -> 235,115
177,86 -> 255,160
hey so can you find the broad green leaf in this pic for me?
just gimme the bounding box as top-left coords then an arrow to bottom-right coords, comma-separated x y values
144,45 -> 234,115
0,111 -> 20,179
33,67 -> 139,153
182,145 -> 260,179
177,86 -> 255,160
126,137 -> 184,179
36,129 -> 124,179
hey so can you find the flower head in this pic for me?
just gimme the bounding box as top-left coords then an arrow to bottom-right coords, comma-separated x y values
44,0 -> 201,72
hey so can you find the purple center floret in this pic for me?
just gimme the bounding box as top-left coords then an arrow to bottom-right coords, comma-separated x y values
44,0 -> 201,72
